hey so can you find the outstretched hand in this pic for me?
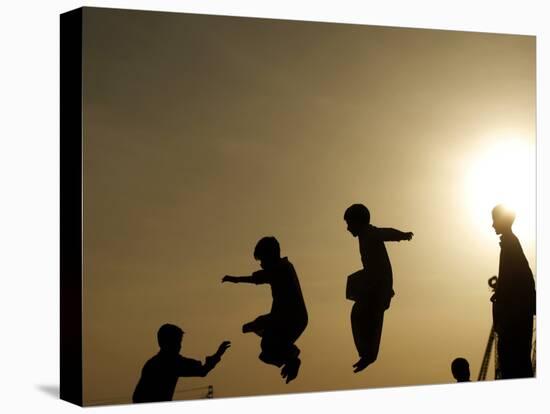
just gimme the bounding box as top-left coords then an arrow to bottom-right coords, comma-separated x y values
222,275 -> 235,283
404,232 -> 414,241
217,341 -> 231,356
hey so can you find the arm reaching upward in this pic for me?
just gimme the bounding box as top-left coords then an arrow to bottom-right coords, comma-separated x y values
202,341 -> 231,374
178,341 -> 231,378
378,228 -> 414,242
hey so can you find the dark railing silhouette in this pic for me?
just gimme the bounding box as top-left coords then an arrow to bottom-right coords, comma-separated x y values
86,385 -> 214,406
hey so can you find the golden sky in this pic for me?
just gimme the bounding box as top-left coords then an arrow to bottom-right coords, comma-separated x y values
82,7 -> 535,405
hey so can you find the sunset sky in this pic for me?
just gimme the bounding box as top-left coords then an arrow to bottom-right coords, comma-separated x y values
81,7 -> 535,405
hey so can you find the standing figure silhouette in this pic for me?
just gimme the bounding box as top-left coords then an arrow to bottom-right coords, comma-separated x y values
344,204 -> 413,373
491,204 -> 536,379
222,237 -> 308,383
132,324 -> 230,403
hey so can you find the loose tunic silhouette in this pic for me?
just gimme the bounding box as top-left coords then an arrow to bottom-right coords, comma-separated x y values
223,237 -> 308,383
245,257 -> 308,367
344,203 -> 413,373
493,232 -> 536,379
350,225 -> 411,370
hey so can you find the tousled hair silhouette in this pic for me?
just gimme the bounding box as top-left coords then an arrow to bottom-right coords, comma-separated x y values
344,204 -> 370,224
157,324 -> 183,349
254,236 -> 280,260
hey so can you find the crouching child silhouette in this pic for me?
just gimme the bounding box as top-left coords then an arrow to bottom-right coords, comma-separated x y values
132,324 -> 230,403
344,204 -> 413,373
222,237 -> 308,383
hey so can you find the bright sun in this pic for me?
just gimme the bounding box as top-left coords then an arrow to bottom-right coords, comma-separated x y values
464,137 -> 536,239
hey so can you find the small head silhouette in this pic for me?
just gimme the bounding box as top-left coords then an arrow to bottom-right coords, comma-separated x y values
344,204 -> 370,237
254,237 -> 281,270
491,204 -> 516,235
157,324 -> 184,354
451,357 -> 470,382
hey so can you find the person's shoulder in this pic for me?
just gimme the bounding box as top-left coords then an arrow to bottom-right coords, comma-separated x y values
147,352 -> 162,362
280,257 -> 302,280
280,257 -> 296,270
142,352 -> 162,370
366,225 -> 382,238
501,232 -> 521,247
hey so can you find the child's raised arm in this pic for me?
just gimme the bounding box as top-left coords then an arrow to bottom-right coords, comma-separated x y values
378,228 -> 414,242
181,341 -> 231,378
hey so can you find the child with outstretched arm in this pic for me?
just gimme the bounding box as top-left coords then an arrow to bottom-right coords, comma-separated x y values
344,204 -> 413,373
222,236 -> 308,383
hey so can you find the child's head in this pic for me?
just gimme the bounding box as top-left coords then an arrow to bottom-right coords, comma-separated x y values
491,204 -> 515,235
254,237 -> 281,269
344,204 -> 370,237
157,324 -> 184,354
451,357 -> 470,382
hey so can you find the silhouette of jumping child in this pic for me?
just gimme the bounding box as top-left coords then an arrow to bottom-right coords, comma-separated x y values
222,237 -> 308,383
344,204 -> 413,373
132,324 -> 230,403
491,204 -> 536,379
451,357 -> 471,382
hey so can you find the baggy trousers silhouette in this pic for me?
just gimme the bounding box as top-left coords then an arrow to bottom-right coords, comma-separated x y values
244,313 -> 306,366
351,301 -> 385,363
347,270 -> 393,364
